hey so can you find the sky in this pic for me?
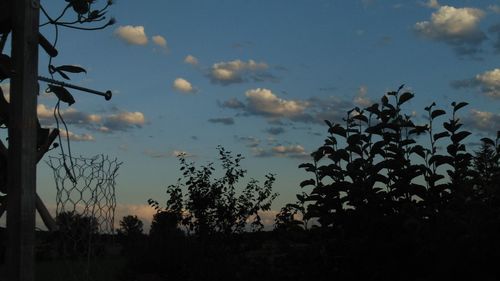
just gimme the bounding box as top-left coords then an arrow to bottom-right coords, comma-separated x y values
1,0 -> 500,229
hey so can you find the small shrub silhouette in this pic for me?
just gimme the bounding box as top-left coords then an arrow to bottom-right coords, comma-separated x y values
149,145 -> 278,237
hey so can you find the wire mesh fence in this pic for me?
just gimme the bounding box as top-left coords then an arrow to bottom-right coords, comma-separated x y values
44,154 -> 122,280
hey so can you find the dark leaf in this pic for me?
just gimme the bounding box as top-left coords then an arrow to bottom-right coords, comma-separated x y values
410,145 -> 426,159
300,179 -> 316,188
328,125 -> 346,137
453,102 -> 468,112
398,92 -> 414,105
324,120 -> 333,128
480,137 -> 495,147
48,85 -> 75,106
431,109 -> 446,119
451,131 -> 471,144
352,114 -> 368,123
56,65 -> 87,74
433,131 -> 449,141
298,163 -> 316,172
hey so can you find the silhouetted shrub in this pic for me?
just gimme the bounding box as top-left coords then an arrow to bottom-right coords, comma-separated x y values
288,85 -> 500,280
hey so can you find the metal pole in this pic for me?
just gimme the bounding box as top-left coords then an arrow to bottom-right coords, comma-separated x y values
7,0 -> 39,280
38,75 -> 112,100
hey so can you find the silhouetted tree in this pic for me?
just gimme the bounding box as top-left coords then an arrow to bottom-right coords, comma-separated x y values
119,215 -> 143,236
149,146 -> 278,237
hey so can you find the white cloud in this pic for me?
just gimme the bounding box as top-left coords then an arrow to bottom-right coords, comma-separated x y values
105,111 -> 146,131
60,130 -> 95,142
173,78 -> 195,93
415,5 -> 486,55
152,35 -> 167,49
245,88 -> 308,118
114,25 -> 148,45
184,55 -> 198,65
38,104 -> 146,133
452,68 -> 500,99
475,68 -> 500,98
208,59 -> 272,85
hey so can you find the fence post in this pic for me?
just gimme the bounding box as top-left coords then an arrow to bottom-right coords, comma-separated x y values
7,0 -> 40,280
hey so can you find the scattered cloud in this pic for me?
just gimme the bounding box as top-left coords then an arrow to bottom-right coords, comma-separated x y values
104,111 -> 146,131
143,149 -> 172,159
414,5 -> 486,56
144,149 -> 193,159
221,88 -> 354,125
37,104 -> 146,133
37,104 -> 102,127
114,25 -> 148,45
184,55 -> 198,66
152,35 -> 168,49
244,88 -> 308,118
220,98 -> 245,109
60,130 -> 95,142
173,78 -> 196,94
208,117 -> 235,125
171,150 -> 193,158
265,127 -> 285,135
361,0 -> 375,9
451,68 -> 500,99
235,136 -> 261,148
208,59 -> 275,85
354,85 -> 372,107
424,0 -> 440,8
253,144 -> 309,159
488,5 -> 500,14
462,109 -> 500,135
489,23 -> 500,53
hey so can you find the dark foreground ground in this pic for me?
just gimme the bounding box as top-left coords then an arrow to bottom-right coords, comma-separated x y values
1,222 -> 500,281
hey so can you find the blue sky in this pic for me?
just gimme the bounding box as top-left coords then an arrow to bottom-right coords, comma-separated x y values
2,0 -> 500,228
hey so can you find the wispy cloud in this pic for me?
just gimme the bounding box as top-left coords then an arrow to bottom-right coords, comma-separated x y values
152,35 -> 168,49
207,59 -> 275,85
184,55 -> 198,66
208,117 -> 234,125
173,78 -> 196,94
451,68 -> 500,99
60,129 -> 95,142
414,5 -> 486,56
220,88 -> 355,125
488,5 -> 500,14
235,136 -> 261,148
489,23 -> 500,53
353,85 -> 372,107
253,144 -> 309,159
265,127 -> 285,135
38,104 -> 146,133
144,149 -> 193,159
114,25 -> 148,45
424,0 -> 440,8
462,109 -> 500,135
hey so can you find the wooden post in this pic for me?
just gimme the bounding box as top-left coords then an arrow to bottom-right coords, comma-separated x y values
7,0 -> 40,280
